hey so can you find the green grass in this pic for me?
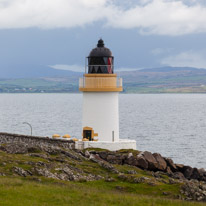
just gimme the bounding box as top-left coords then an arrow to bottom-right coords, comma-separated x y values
0,148 -> 204,205
0,177 -> 204,206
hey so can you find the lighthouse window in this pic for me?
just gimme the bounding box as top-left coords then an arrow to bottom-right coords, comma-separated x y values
97,67 -> 103,73
91,67 -> 96,73
88,57 -> 113,74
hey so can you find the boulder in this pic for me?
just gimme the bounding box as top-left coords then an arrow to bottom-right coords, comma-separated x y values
153,153 -> 167,171
127,153 -> 133,159
89,154 -> 103,163
106,155 -> 122,164
183,166 -> 193,179
98,152 -> 108,160
98,161 -> 119,174
190,168 -> 201,180
198,168 -> 206,181
165,158 -> 177,172
172,172 -> 185,180
136,156 -> 148,169
175,164 -> 184,172
142,151 -> 158,170
166,166 -> 173,175
125,156 -> 136,165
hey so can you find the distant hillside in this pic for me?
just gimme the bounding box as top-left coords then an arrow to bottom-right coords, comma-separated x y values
121,66 -> 206,93
1,66 -> 206,93
0,64 -> 82,78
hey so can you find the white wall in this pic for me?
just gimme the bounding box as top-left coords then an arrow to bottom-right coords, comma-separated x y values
75,139 -> 137,151
82,92 -> 119,142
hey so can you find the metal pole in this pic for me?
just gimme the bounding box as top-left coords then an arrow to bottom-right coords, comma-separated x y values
23,122 -> 32,136
112,131 -> 114,142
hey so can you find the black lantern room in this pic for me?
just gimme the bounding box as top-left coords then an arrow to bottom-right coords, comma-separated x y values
88,39 -> 114,74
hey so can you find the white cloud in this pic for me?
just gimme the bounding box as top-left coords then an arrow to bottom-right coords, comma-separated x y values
0,0 -> 206,35
107,0 -> 206,35
49,64 -> 142,72
161,51 -> 206,68
116,67 -> 142,71
49,64 -> 83,72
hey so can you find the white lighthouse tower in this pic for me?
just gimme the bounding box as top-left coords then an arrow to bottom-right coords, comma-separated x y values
77,39 -> 136,151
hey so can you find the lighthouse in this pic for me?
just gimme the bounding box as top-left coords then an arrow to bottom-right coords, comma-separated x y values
77,39 -> 136,151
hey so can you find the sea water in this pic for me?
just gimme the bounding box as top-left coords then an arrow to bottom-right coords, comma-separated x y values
0,93 -> 206,169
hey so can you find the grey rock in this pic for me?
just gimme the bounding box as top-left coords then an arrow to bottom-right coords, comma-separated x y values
106,154 -> 122,164
2,143 -> 28,154
98,151 -> 108,160
84,150 -> 90,158
98,161 -> 119,174
35,168 -> 59,179
127,153 -> 133,159
172,172 -> 185,180
13,167 -> 32,177
133,176 -> 150,183
127,170 -> 138,174
105,177 -> 115,182
61,150 -> 81,161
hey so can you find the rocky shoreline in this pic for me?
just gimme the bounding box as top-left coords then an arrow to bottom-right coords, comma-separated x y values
84,149 -> 206,182
82,149 -> 206,201
0,140 -> 206,202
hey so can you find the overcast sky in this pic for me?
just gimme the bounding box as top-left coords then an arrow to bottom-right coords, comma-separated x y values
0,0 -> 206,76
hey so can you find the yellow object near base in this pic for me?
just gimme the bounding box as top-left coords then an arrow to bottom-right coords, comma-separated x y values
63,134 -> 71,138
52,134 -> 60,138
93,139 -> 98,141
72,138 -> 78,141
82,138 -> 89,141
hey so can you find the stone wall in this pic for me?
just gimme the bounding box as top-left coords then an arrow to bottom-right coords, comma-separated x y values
0,132 -> 75,150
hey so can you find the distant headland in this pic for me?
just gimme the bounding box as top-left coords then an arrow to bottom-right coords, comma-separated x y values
1,67 -> 206,93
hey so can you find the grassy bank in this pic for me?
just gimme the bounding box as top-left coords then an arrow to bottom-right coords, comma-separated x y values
0,177 -> 204,206
0,146 -> 205,206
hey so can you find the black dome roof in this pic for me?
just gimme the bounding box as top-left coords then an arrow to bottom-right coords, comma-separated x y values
89,39 -> 112,57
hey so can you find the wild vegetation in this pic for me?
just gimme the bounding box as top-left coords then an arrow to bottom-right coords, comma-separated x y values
0,143 -> 205,206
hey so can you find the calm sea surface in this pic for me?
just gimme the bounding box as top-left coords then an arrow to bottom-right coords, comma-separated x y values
0,93 -> 206,169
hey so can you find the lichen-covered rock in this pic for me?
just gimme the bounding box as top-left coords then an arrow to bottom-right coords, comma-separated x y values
84,150 -> 90,158
34,168 -> 59,179
181,180 -> 206,201
98,151 -> 108,160
13,167 -> 32,177
172,172 -> 185,180
106,154 -> 122,164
